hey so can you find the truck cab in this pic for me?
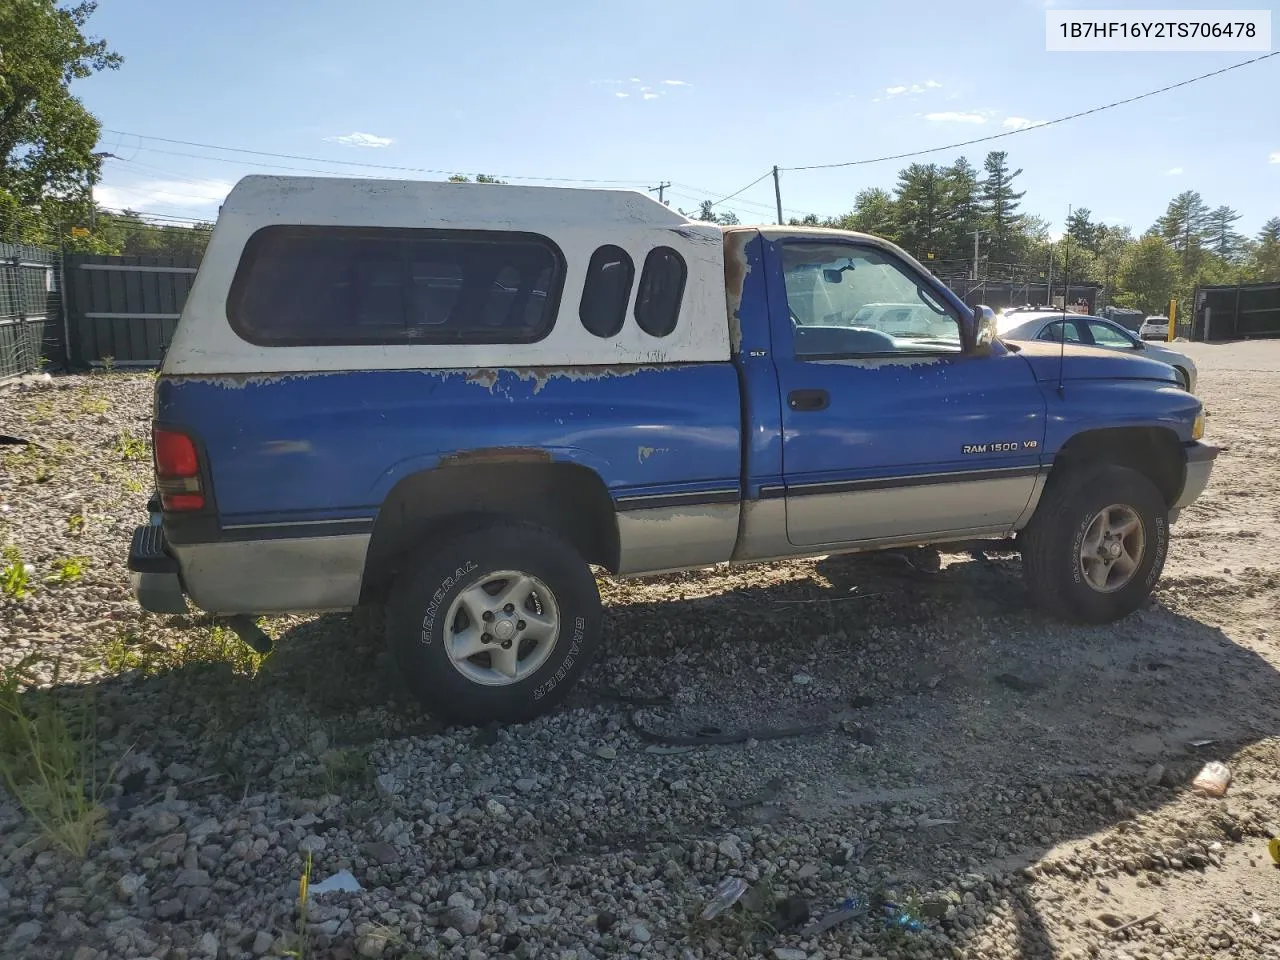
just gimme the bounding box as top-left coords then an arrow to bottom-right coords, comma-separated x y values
128,177 -> 1217,725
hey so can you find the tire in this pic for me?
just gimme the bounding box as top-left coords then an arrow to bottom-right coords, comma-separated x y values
1019,463 -> 1169,624
386,521 -> 603,725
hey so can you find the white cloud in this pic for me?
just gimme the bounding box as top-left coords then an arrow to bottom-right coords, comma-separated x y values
643,92 -> 659,100
324,132 -> 394,148
94,178 -> 234,213
886,81 -> 944,97
924,111 -> 986,123
1270,151 -> 1280,164
629,76 -> 641,82
1003,116 -> 1047,130
1166,166 -> 1183,175
661,79 -> 690,86
615,92 -> 629,98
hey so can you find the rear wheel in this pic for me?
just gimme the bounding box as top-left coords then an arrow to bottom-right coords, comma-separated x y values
386,521 -> 603,725
1019,463 -> 1169,623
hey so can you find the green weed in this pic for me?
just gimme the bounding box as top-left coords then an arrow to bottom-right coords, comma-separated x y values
67,514 -> 85,535
48,556 -> 89,583
2,546 -> 33,599
115,432 -> 148,461
123,476 -> 145,494
78,397 -> 109,416
0,657 -> 120,858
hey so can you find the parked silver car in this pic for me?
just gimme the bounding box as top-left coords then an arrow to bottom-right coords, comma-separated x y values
998,311 -> 1197,392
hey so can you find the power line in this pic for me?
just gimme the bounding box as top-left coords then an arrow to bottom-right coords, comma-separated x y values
707,169 -> 775,208
784,50 -> 1279,171
101,129 -> 653,186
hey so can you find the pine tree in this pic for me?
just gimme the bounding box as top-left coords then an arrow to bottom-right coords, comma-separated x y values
979,151 -> 1026,267
1154,190 -> 1212,273
1206,205 -> 1245,262
1065,207 -> 1104,254
1251,217 -> 1280,281
941,157 -> 982,267
893,163 -> 947,261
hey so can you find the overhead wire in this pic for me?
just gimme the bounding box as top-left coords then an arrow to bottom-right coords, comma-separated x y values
783,50 -> 1280,171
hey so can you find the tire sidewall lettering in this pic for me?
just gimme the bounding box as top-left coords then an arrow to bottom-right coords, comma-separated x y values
419,560 -> 479,646
532,615 -> 585,702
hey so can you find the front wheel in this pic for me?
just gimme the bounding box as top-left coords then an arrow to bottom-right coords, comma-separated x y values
386,521 -> 603,725
1019,464 -> 1169,623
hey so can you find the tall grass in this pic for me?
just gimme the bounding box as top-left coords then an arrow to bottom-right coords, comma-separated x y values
0,656 -> 123,858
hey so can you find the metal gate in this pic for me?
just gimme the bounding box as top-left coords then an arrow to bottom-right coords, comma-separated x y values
0,242 -> 58,381
63,254 -> 200,368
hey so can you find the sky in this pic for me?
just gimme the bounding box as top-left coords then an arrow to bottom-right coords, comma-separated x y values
79,0 -> 1280,239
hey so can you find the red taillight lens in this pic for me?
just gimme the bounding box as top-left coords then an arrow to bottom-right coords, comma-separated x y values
152,427 -> 204,511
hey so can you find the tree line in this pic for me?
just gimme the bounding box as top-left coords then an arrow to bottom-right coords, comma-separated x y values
687,150 -> 1279,315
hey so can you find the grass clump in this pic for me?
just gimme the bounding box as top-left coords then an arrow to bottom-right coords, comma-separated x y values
95,623 -> 267,679
115,432 -> 149,462
0,656 -> 120,858
78,397 -> 110,415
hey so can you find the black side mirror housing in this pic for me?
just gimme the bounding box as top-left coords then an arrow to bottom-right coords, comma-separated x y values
963,304 -> 998,355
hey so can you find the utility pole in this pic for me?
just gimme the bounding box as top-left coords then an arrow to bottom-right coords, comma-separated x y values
1046,243 -> 1054,307
772,166 -> 783,225
971,229 -> 982,280
648,182 -> 671,206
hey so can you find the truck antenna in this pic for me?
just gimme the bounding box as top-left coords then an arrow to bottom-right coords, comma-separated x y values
1056,205 -> 1073,397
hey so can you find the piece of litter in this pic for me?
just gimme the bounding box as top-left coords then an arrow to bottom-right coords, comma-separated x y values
792,673 -> 813,685
309,870 -> 362,895
1188,739 -> 1216,748
1191,761 -> 1231,797
700,877 -> 749,921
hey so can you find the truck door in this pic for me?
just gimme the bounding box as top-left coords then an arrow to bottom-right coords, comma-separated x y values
765,236 -> 1046,547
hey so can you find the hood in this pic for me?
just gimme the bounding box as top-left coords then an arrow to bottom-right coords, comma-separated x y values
1005,339 -> 1179,384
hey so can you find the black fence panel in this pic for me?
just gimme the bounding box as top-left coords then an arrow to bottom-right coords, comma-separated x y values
64,254 -> 200,368
1193,283 -> 1280,342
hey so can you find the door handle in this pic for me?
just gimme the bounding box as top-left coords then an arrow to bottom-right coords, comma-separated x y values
788,389 -> 829,412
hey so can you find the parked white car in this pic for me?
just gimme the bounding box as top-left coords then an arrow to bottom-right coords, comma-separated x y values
1139,315 -> 1170,341
998,311 -> 1197,392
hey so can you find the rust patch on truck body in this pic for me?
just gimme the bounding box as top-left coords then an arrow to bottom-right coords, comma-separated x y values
439,446 -> 553,466
723,229 -> 753,355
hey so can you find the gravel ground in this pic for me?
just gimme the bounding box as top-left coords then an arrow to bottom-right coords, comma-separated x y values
2,353 -> 1280,960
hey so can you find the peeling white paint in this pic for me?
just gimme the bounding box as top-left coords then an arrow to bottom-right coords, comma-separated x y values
814,355 -> 947,370
637,445 -> 669,463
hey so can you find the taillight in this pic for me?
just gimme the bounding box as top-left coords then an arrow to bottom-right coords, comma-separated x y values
153,427 -> 205,511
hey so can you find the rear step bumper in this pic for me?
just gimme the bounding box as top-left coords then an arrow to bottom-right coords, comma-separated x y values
127,524 -> 189,614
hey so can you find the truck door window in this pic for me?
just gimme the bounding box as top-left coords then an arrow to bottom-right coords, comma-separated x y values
780,243 -> 961,359
634,246 -> 687,338
580,245 -> 635,338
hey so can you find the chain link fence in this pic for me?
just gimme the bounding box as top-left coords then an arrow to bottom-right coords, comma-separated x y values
0,242 -> 60,382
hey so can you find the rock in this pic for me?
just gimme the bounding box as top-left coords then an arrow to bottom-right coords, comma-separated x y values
447,892 -> 474,910
361,841 -> 398,865
357,932 -> 387,958
72,948 -> 99,960
197,932 -> 219,956
6,921 -> 42,949
797,863 -> 820,880
300,834 -> 326,855
175,867 -> 212,888
485,798 -> 507,817
718,838 -> 743,862
596,911 -> 617,932
252,931 -> 275,955
375,772 -> 402,798
116,873 -> 144,900
792,673 -> 813,685
631,922 -> 652,943
308,729 -> 330,754
515,778 -> 537,794
442,928 -> 463,946
149,810 -> 181,835
445,906 -> 482,936
165,762 -> 195,782
1145,763 -> 1166,786
595,746 -> 617,760
773,950 -> 808,960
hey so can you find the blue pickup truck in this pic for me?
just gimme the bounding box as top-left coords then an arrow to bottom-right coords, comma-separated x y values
128,175 -> 1217,725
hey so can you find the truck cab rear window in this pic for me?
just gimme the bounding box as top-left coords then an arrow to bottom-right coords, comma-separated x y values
579,245 -> 634,338
227,226 -> 565,346
634,246 -> 686,338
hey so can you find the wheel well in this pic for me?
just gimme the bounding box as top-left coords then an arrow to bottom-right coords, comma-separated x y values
1053,427 -> 1185,506
359,460 -> 619,603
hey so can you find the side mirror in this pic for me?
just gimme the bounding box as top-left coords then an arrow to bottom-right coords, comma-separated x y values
964,304 -> 998,355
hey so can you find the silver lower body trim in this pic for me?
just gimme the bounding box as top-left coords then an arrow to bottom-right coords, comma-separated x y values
614,502 -> 741,576
172,534 -> 371,614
